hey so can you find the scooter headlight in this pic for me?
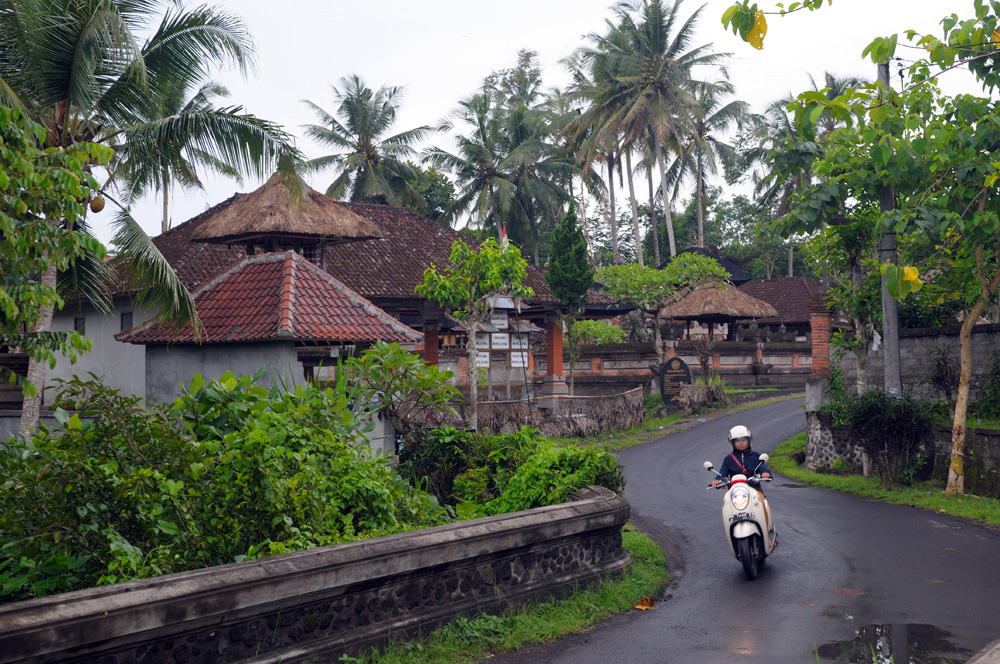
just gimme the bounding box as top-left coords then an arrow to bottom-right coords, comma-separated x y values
731,485 -> 751,511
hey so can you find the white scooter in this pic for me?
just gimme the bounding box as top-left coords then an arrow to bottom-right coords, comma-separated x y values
704,454 -> 776,580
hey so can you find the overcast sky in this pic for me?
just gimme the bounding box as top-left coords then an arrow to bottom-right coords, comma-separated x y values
98,0 -> 986,245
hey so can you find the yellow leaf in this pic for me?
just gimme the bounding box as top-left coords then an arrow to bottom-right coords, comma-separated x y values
748,10 -> 767,50
993,29 -> 1000,45
902,265 -> 920,283
634,596 -> 655,610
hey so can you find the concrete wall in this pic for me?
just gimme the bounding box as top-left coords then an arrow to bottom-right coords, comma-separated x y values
144,341 -> 303,403
838,323 -> 1000,401
0,486 -> 631,664
49,297 -> 156,402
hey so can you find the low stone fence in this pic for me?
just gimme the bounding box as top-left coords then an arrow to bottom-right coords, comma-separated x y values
0,486 -> 631,664
806,413 -> 1000,498
442,387 -> 645,437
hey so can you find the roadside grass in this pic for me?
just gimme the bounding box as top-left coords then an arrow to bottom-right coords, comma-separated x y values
771,433 -> 1000,529
547,391 -> 804,452
338,525 -> 670,664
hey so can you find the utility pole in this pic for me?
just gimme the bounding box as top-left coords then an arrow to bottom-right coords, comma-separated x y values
878,61 -> 902,396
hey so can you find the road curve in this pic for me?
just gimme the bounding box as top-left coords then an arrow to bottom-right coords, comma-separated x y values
489,399 -> 1000,664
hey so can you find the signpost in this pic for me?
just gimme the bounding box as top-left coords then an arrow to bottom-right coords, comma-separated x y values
659,357 -> 692,410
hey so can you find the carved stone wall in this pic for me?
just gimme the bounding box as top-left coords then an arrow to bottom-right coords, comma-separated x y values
0,487 -> 630,664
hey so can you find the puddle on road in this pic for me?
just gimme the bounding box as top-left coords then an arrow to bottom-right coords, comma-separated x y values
815,623 -> 975,663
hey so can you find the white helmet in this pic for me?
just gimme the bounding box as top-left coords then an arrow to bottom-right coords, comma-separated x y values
728,425 -> 752,450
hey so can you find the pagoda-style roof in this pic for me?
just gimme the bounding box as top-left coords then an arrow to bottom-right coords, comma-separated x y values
661,281 -> 778,322
191,172 -> 382,246
117,251 -> 420,345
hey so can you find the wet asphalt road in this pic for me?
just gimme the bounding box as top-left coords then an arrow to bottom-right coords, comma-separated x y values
489,399 -> 1000,663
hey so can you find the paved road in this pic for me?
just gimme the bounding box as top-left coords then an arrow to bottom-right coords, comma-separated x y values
491,399 -> 1000,663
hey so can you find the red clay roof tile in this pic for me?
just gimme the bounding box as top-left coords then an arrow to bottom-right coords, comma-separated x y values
118,251 -> 421,345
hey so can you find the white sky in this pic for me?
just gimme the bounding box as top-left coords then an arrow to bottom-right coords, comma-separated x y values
97,0 -> 985,245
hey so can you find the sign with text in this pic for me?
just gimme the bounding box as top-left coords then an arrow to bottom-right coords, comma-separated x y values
490,311 -> 509,329
510,350 -> 528,368
659,357 -> 692,410
475,332 -> 490,349
475,351 -> 491,368
511,333 -> 529,350
491,333 -> 510,350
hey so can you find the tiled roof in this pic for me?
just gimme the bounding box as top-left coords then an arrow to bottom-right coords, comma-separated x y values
330,203 -> 579,305
736,277 -> 825,325
129,198 -> 613,309
150,194 -> 250,291
117,251 -> 421,345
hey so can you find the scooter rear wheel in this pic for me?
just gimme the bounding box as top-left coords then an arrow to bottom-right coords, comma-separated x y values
737,536 -> 760,580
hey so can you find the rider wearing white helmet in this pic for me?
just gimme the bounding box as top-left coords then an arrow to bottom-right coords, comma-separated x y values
710,425 -> 772,488
712,425 -> 776,545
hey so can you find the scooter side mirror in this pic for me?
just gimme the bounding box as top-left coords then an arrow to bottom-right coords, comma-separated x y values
759,453 -> 769,463
703,461 -> 714,471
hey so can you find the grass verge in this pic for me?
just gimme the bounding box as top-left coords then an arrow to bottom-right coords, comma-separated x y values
338,525 -> 669,664
547,391 -> 804,452
771,433 -> 1000,529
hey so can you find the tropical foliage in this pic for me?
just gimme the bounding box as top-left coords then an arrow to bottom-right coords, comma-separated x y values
0,108 -> 112,395
303,74 -> 430,207
0,371 -> 450,603
416,238 -> 534,430
0,0 -> 296,434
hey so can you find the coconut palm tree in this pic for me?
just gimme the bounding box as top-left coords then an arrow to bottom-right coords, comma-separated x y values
116,79 -> 289,233
570,0 -> 729,260
0,0 -> 294,435
424,92 -> 571,265
302,75 -> 430,207
667,81 -> 749,247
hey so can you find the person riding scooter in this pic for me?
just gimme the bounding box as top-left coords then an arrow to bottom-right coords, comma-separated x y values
711,425 -> 771,488
712,425 -> 776,546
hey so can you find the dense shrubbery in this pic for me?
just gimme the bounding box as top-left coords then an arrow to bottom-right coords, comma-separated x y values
817,368 -> 941,487
398,425 -> 625,519
0,372 -> 448,603
1,363 -> 626,604
846,390 -> 937,488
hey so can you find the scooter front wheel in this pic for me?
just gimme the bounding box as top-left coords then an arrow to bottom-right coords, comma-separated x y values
737,536 -> 760,580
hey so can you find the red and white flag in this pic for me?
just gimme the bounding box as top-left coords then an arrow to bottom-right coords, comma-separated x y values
501,224 -> 509,249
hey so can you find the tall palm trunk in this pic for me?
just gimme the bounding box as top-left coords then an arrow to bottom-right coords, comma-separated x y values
654,136 -> 677,257
161,177 -> 170,234
19,262 -> 57,438
695,150 -> 704,248
623,149 -> 643,266
647,170 -> 661,266
578,175 -> 592,261
607,152 -> 620,264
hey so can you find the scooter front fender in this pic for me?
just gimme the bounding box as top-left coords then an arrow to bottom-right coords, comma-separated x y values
731,521 -> 760,539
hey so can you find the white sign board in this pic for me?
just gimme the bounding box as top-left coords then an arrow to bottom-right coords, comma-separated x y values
475,351 -> 491,368
510,350 -> 528,368
475,332 -> 490,349
490,310 -> 509,330
491,332 -> 510,350
510,333 -> 529,350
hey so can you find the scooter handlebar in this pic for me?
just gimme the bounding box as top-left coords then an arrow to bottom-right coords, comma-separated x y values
706,475 -> 772,489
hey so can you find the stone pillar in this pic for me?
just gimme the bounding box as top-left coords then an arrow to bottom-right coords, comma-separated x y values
423,323 -> 439,367
539,315 -> 568,405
